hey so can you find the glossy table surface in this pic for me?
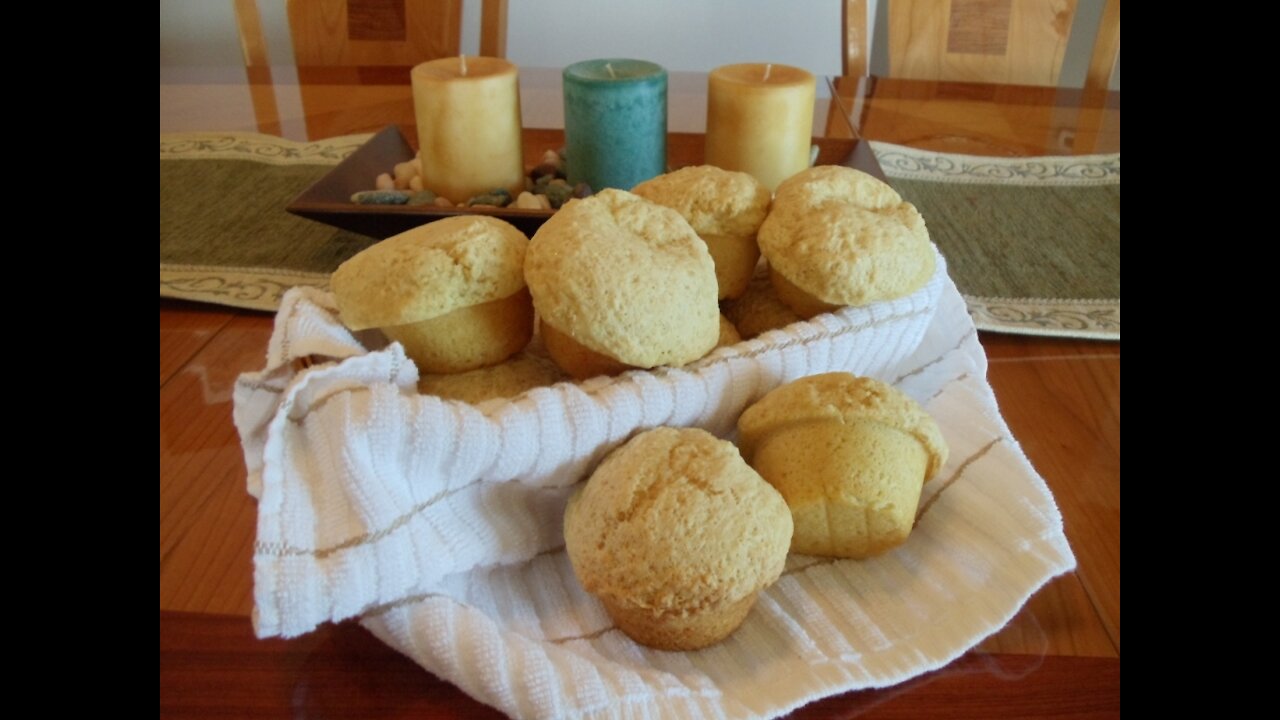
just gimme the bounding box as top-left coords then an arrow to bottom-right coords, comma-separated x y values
159,67 -> 1119,718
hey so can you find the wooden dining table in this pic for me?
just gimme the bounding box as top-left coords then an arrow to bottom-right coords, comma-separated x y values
159,66 -> 1119,718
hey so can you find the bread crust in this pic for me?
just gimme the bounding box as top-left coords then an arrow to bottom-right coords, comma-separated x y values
525,189 -> 720,368
759,166 -> 935,309
332,215 -> 529,330
564,427 -> 792,648
633,166 -> 770,300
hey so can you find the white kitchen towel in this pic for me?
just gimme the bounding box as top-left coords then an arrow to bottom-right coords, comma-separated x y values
234,251 -> 1076,718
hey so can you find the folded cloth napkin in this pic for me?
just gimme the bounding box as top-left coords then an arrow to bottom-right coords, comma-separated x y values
234,250 -> 1075,719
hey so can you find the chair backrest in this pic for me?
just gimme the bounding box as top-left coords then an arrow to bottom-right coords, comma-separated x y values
232,0 -> 509,137
287,0 -> 462,65
235,0 -> 508,68
843,0 -> 1119,89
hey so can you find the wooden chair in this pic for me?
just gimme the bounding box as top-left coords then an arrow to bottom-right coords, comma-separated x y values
830,0 -> 1118,147
842,0 -> 1119,89
232,0 -> 508,136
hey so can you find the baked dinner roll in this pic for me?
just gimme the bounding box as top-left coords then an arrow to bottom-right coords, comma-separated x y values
632,166 -> 771,300
716,314 -> 742,348
330,216 -> 533,374
737,373 -> 948,559
564,427 -> 792,650
758,166 -> 935,317
525,189 -> 720,380
417,350 -> 567,403
720,261 -> 803,340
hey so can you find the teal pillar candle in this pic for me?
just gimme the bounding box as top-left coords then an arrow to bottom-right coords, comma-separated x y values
562,59 -> 667,191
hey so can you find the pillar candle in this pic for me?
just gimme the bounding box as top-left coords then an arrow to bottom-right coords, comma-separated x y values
705,63 -> 816,191
562,59 -> 667,191
411,56 -> 524,204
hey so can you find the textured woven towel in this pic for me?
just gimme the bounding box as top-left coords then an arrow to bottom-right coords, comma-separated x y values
233,251 -> 1075,718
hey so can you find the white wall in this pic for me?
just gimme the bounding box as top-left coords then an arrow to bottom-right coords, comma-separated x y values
159,0 -> 244,66
499,1 -> 845,76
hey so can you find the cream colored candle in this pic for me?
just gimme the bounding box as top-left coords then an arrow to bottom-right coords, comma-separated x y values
411,56 -> 524,204
705,63 -> 816,191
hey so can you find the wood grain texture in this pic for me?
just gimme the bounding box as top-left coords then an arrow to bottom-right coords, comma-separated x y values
286,0 -> 462,66
232,0 -> 271,67
159,313 -> 272,617
346,0 -> 407,41
480,0 -> 508,57
244,65 -> 283,137
1085,0 -> 1120,90
159,301 -> 235,387
978,573 -> 1116,657
889,0 -> 1078,86
160,611 -> 1120,719
298,81 -> 414,139
946,0 -> 1011,55
843,0 -> 869,78
833,76 -> 1119,155
984,334 -> 1120,650
1070,86 -> 1121,153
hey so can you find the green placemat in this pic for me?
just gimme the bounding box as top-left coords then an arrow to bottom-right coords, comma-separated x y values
160,133 -> 1119,339
159,133 -> 375,309
872,142 -> 1119,339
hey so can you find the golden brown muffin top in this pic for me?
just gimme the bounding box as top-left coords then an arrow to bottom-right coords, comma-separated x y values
737,372 -> 948,479
564,427 -> 792,614
759,166 -> 935,306
772,165 -> 903,212
331,215 -> 528,330
524,189 -> 720,368
631,165 -> 771,239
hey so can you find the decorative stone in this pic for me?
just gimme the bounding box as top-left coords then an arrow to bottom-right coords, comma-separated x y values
541,149 -> 562,168
433,196 -> 454,208
543,182 -> 573,208
536,193 -> 552,210
572,182 -> 593,199
406,190 -> 438,206
393,161 -> 418,187
467,193 -> 508,207
375,173 -> 395,190
409,175 -> 425,191
473,188 -> 512,207
529,162 -> 562,182
351,190 -> 412,205
514,191 -> 544,209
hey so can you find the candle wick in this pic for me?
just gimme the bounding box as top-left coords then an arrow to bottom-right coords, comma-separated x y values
606,62 -> 616,79
460,54 -> 468,76
763,64 -> 772,82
